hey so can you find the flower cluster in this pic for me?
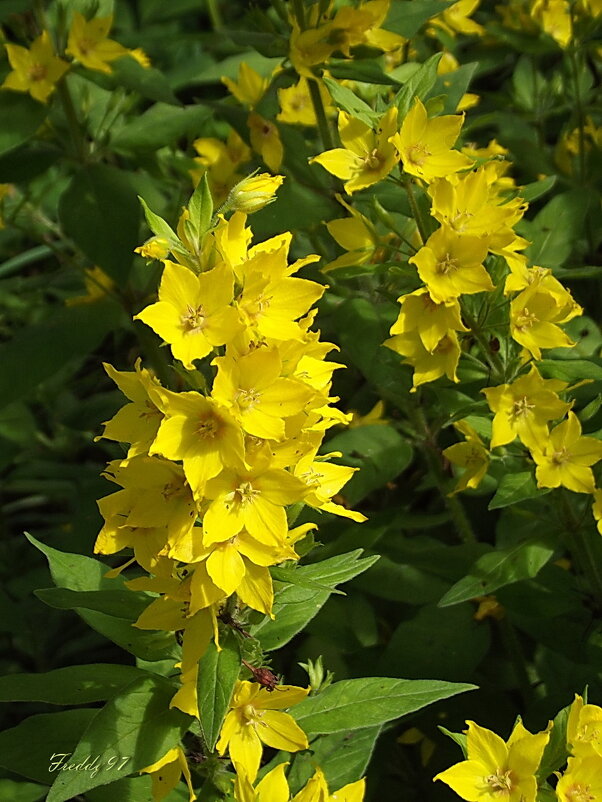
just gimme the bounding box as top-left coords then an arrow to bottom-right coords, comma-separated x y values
436,694 -> 602,801
1,13 -> 148,103
95,179 -> 365,725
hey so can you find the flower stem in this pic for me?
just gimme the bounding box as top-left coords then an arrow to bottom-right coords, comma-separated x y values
57,78 -> 87,162
403,176 -> 428,244
308,77 -> 335,152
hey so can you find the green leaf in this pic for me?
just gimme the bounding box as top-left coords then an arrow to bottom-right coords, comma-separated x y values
0,301 -> 122,410
292,677 -> 476,735
46,676 -> 191,802
0,709 -> 96,784
328,60 -> 401,86
186,172 -> 213,247
286,725 -> 382,794
227,30 -> 288,58
138,197 -> 179,245
197,630 -> 241,751
428,62 -> 478,114
0,664 -> 148,704
438,726 -> 468,757
0,92 -> 47,156
251,550 -> 379,651
34,587 -> 154,620
0,779 -> 47,802
322,77 -> 378,127
0,143 -> 58,182
378,603 -> 490,681
111,56 -> 181,105
111,103 -> 210,152
522,191 -> 589,268
488,471 -> 550,509
538,702 -> 571,779
86,775 -> 190,801
538,358 -> 602,382
395,54 -> 443,118
520,175 -> 557,203
384,0 -> 452,38
59,164 -> 141,283
27,534 -> 177,661
438,538 -> 556,607
325,425 -> 413,505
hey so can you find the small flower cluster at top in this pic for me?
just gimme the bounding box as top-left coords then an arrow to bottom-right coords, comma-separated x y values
435,693 -> 602,801
95,176 -> 365,732
1,12 -> 149,103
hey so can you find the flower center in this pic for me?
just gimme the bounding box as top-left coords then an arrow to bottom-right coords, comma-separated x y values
514,309 -> 538,331
437,252 -> 459,275
552,447 -> 570,465
234,481 -> 259,506
364,148 -> 383,170
406,143 -> 431,166
566,785 -> 595,802
138,400 -> 160,420
434,336 -> 454,355
28,62 -> 47,81
236,388 -> 261,410
450,211 -> 474,233
197,414 -> 219,439
484,769 -> 514,794
511,395 -> 535,419
76,38 -> 95,56
181,304 -> 206,334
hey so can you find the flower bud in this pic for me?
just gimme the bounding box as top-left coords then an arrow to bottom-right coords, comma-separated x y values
135,237 -> 170,260
227,173 -> 284,214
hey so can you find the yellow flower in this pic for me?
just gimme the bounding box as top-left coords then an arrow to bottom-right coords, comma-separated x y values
129,47 -> 151,68
389,288 -> 468,353
430,0 -> 485,37
277,77 -> 333,126
330,0 -> 406,53
310,107 -> 399,194
294,450 -> 367,522
222,63 -> 268,108
510,280 -> 580,360
99,359 -> 165,458
409,225 -> 492,303
434,719 -> 550,802
150,390 -> 245,497
349,400 -> 388,428
289,17 -> 337,78
191,129 -> 252,206
216,680 -> 309,782
429,168 -> 526,237
66,13 -> 129,74
135,237 -> 170,261
228,173 -> 284,214
443,420 -> 489,493
532,412 -> 602,494
135,261 -> 243,370
202,459 -> 308,546
324,200 -> 381,272
386,329 -> 462,390
212,348 -> 314,440
248,112 -> 284,172
556,756 -> 602,801
2,31 -> 69,103
390,98 -> 473,182
531,0 -> 573,47
567,694 -> 602,758
482,365 -> 571,450
140,746 -> 196,802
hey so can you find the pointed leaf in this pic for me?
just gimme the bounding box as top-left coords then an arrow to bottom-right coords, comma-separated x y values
197,629 -> 241,751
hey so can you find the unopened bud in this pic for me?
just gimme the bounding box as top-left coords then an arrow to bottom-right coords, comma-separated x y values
228,173 -> 284,214
135,237 -> 170,260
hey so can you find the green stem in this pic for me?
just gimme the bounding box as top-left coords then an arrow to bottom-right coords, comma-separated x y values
308,77 -> 335,152
291,0 -> 306,28
270,0 -> 289,23
403,176 -> 428,244
57,78 -> 87,162
206,0 -> 223,29
409,404 -> 477,543
566,24 -> 586,185
462,309 -> 506,385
